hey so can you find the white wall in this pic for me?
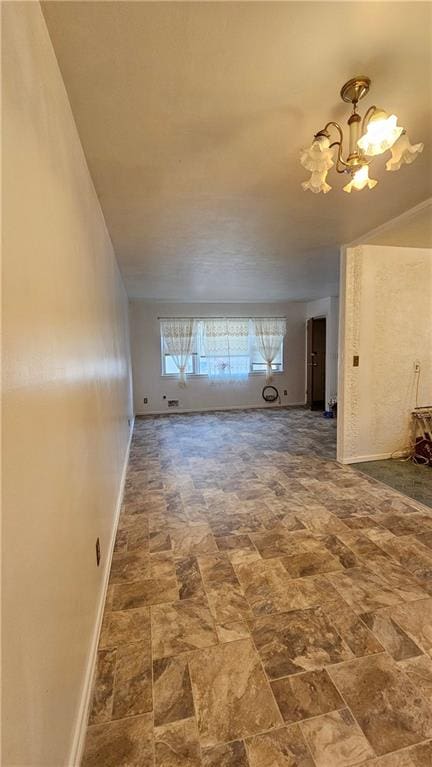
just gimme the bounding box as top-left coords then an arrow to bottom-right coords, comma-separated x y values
306,296 -> 339,409
338,245 -> 432,464
130,301 -> 306,414
2,4 -> 133,765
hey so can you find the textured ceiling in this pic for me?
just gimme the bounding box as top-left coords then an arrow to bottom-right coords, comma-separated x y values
42,1 -> 432,301
364,201 -> 432,248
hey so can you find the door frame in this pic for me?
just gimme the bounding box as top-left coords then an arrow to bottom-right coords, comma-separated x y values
305,312 -> 329,407
306,316 -> 327,410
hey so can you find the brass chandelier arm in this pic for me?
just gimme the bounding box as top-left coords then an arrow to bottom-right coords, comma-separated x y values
315,121 -> 344,143
315,121 -> 350,170
361,105 -> 377,134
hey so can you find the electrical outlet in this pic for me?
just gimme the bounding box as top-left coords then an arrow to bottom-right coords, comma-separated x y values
414,361 -> 421,373
96,537 -> 101,567
143,397 -> 148,404
283,390 -> 287,396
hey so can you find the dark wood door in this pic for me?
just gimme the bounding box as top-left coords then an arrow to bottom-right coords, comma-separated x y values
306,317 -> 326,411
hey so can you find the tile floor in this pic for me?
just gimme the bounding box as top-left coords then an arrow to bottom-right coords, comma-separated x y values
82,408 -> 432,767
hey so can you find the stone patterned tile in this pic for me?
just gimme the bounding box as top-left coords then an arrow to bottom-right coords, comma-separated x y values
202,740 -> 249,767
329,653 -> 432,755
153,654 -> 194,726
109,550 -> 151,584
361,610 -> 422,661
188,638 -> 282,747
175,556 -> 206,601
321,596 -> 383,657
170,524 -> 218,556
375,536 -> 432,595
82,409 -> 432,767
236,558 -> 337,616
113,528 -> 128,553
88,649 -> 116,725
271,669 -> 344,724
369,559 -> 429,603
416,531 -> 432,550
250,607 -> 353,679
246,724 -> 314,767
99,606 -> 150,649
150,530 -> 172,553
152,599 -> 218,659
154,718 -> 201,767
251,529 -> 304,559
318,534 -> 360,568
150,551 -> 177,579
326,566 -> 404,613
374,512 -> 432,538
216,619 -> 250,643
82,713 -> 153,767
216,534 -> 261,565
112,641 -> 152,719
112,577 -> 178,610
388,598 -> 432,655
281,549 -> 343,578
300,708 -> 375,766
294,508 -> 350,535
198,554 -> 253,622
397,655 -> 432,699
360,741 -> 432,766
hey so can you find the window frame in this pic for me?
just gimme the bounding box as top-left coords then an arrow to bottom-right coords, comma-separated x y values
160,319 -> 284,377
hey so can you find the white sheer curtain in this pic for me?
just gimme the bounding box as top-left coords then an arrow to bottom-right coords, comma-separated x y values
253,318 -> 286,382
160,318 -> 197,386
203,318 -> 249,382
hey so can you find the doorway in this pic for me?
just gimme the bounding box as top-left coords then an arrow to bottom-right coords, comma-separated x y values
306,317 -> 326,411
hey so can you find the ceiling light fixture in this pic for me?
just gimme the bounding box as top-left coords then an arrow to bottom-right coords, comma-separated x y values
301,76 -> 424,194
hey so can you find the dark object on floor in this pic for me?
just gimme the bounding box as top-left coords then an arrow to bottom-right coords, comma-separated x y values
414,437 -> 432,466
412,407 -> 432,466
262,385 -> 279,403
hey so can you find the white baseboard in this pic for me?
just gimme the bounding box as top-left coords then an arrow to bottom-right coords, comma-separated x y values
340,452 -> 392,464
69,418 -> 134,767
135,402 -> 306,416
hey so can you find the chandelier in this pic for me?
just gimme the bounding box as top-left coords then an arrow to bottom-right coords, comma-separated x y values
301,76 -> 424,194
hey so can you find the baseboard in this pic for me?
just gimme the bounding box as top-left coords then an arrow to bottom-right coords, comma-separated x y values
340,452 -> 392,464
68,417 -> 134,767
135,402 -> 306,416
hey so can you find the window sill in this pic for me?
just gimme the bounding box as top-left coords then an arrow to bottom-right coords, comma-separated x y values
160,371 -> 284,379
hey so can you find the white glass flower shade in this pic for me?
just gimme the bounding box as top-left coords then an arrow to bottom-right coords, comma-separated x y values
357,109 -> 403,156
343,165 -> 378,193
300,136 -> 334,173
301,170 -> 331,194
386,132 -> 424,171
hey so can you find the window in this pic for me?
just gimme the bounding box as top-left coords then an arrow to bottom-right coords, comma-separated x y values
161,318 -> 284,377
162,351 -> 194,376
251,341 -> 283,373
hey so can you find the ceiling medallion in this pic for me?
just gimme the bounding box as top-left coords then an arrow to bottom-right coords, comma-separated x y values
300,76 -> 424,194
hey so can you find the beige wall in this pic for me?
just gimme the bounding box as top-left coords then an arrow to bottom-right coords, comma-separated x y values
338,245 -> 432,463
2,3 -> 133,765
130,301 -> 306,415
